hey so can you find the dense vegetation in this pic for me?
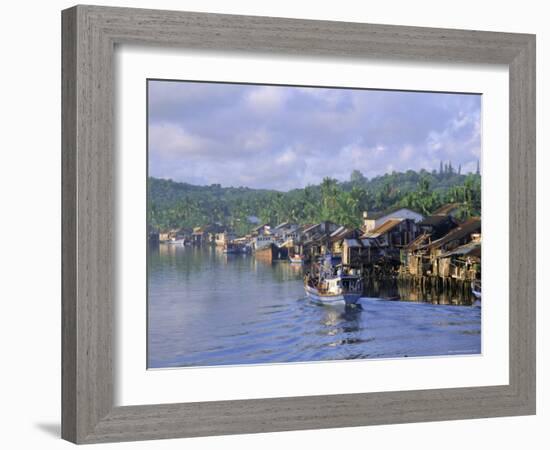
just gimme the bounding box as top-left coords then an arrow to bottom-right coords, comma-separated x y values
149,163 -> 481,234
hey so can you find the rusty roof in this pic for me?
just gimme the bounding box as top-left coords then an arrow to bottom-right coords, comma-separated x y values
427,217 -> 481,250
406,233 -> 431,251
440,241 -> 481,259
329,226 -> 360,242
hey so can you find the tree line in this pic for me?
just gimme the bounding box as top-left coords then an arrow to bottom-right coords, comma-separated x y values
149,167 -> 481,235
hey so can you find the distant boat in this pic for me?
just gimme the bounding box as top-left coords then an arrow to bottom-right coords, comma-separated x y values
223,242 -> 249,254
289,254 -> 304,264
167,238 -> 186,245
304,254 -> 362,306
471,280 -> 481,300
255,243 -> 288,261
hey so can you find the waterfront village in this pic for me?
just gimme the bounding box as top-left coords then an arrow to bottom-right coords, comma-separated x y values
149,202 -> 481,303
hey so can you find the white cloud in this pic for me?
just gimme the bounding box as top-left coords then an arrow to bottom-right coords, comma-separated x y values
276,147 -> 298,166
399,145 -> 414,162
148,82 -> 482,189
149,123 -> 211,158
245,86 -> 288,113
240,129 -> 271,151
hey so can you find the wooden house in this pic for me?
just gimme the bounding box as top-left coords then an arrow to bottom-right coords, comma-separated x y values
327,226 -> 361,256
214,230 -> 236,247
362,218 -> 420,248
418,214 -> 459,240
301,221 -> 340,241
191,224 -> 224,245
272,222 -> 300,242
437,240 -> 481,281
298,221 -> 341,260
342,238 -> 381,267
191,227 -> 205,245
402,233 -> 432,276
426,218 -> 481,253
158,231 -> 171,242
251,223 -> 272,237
425,218 -> 481,277
159,227 -> 190,243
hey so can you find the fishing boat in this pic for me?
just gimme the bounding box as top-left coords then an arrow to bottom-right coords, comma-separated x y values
304,254 -> 363,306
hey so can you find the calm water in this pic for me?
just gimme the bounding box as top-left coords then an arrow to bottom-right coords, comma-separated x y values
148,245 -> 481,368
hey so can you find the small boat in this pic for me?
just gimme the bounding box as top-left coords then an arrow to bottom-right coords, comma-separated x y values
289,254 -> 304,264
471,280 -> 481,300
167,238 -> 186,245
223,242 -> 249,254
304,254 -> 362,306
304,275 -> 363,306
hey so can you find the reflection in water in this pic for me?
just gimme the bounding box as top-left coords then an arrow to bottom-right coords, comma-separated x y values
148,245 -> 481,368
362,278 -> 475,305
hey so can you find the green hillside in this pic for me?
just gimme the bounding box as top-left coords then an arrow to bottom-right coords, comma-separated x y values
148,166 -> 481,234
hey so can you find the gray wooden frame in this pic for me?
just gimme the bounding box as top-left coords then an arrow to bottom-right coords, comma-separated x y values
62,4 -> 536,444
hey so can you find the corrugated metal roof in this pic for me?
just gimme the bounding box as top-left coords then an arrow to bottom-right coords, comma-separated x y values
302,223 -> 320,234
440,241 -> 481,258
427,218 -> 481,250
362,218 -> 403,238
406,233 -> 431,251
344,238 -> 377,248
330,226 -> 346,237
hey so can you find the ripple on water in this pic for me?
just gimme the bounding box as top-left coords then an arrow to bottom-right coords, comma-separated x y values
147,248 -> 481,368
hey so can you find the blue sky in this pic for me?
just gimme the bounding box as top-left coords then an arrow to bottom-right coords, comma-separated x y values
148,80 -> 481,191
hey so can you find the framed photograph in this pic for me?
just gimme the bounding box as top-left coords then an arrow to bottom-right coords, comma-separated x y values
62,5 -> 536,444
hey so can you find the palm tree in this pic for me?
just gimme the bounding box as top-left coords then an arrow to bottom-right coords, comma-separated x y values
320,177 -> 339,221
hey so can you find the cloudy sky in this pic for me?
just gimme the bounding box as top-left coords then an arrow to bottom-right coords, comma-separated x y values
148,80 -> 481,191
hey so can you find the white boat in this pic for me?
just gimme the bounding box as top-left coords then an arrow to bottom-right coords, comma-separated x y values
167,238 -> 186,245
304,274 -> 362,305
471,280 -> 481,300
304,255 -> 362,306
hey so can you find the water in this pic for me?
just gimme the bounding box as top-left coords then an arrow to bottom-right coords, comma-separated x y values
148,245 -> 481,368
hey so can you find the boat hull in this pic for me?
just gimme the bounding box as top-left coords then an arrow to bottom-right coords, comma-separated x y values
255,243 -> 288,261
289,256 -> 304,264
304,284 -> 361,305
471,281 -> 481,300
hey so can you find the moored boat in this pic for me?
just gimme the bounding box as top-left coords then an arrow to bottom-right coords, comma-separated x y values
471,280 -> 481,300
255,243 -> 288,261
289,254 -> 304,264
166,238 -> 186,245
223,242 -> 249,254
